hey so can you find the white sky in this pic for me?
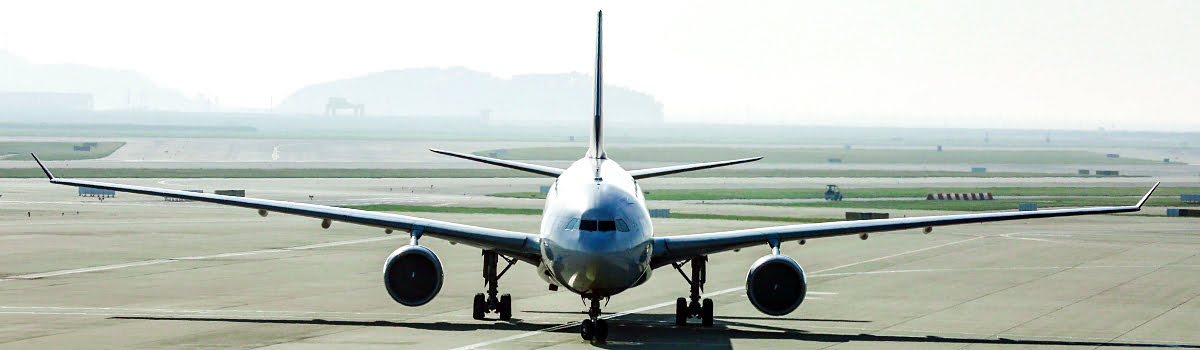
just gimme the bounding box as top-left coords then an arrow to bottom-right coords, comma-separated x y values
1,0 -> 1197,131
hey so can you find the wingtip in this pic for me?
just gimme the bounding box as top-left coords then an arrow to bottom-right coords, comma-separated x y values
1135,182 -> 1160,208
30,153 -> 54,180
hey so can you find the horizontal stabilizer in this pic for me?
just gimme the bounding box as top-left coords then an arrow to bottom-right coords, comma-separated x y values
628,157 -> 762,179
429,149 -> 564,177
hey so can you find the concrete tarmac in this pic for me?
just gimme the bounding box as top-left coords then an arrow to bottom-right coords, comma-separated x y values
2,178 -> 1200,349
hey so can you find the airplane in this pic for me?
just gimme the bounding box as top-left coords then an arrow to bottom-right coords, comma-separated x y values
32,11 -> 1159,342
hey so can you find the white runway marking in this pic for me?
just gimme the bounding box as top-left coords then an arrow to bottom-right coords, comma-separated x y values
450,236 -> 984,350
1,236 -> 399,281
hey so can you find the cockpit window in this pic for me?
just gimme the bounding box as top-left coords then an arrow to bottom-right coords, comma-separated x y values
579,219 -> 623,232
580,220 -> 598,231
615,219 -> 630,232
565,218 -> 579,230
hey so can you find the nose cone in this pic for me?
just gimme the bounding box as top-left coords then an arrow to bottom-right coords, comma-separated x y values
549,237 -> 647,297
560,254 -> 639,295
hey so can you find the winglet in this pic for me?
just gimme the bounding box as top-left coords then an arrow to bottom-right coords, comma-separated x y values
30,153 -> 54,180
1135,182 -> 1160,208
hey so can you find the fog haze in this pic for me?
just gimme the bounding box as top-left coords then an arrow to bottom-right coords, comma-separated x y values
1,1 -> 1197,131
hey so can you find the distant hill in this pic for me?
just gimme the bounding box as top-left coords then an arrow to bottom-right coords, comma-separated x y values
276,67 -> 663,124
0,50 -> 209,111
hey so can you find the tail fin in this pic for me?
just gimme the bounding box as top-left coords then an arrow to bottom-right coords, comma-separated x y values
586,10 -> 606,159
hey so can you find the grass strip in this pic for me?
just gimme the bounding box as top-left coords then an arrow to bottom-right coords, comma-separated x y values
1,141 -> 125,161
493,186 -> 1195,201
342,204 -> 838,223
0,167 -> 1095,179
760,197 -> 1194,211
477,146 -> 1171,165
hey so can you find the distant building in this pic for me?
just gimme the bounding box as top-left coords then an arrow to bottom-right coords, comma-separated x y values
325,97 -> 364,116
0,92 -> 93,112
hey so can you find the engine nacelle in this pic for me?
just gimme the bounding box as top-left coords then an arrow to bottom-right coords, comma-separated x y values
745,254 -> 807,316
382,245 -> 444,306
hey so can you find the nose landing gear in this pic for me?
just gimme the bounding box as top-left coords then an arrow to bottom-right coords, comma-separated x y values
672,256 -> 714,327
579,297 -> 609,341
473,250 -> 516,320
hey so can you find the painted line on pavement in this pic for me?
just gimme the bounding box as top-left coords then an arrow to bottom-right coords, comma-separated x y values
1,236 -> 398,281
450,236 -> 984,350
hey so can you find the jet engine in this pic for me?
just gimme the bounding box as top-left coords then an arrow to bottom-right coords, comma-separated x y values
383,245 -> 444,306
745,254 -> 807,316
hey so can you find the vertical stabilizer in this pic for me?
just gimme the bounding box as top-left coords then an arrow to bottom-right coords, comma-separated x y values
587,11 -> 606,159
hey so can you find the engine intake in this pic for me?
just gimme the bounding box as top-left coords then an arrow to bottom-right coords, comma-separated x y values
745,254 -> 807,316
383,245 -> 444,306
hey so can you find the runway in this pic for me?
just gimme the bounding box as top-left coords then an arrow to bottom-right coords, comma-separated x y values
2,178 -> 1200,349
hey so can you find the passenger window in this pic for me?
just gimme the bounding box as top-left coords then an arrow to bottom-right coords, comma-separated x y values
565,218 -> 579,230
580,220 -> 598,231
615,219 -> 629,232
598,220 -> 616,231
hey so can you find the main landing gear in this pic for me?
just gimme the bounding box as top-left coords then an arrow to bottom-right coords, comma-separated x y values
473,250 -> 516,320
579,297 -> 609,342
672,256 -> 714,327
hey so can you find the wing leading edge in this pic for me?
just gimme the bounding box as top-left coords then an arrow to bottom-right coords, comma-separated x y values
651,182 -> 1160,268
31,154 -> 542,263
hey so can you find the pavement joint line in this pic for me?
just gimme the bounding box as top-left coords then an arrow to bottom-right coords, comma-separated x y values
808,264 -> 1200,278
0,236 -> 400,281
900,239 -> 1151,344
742,322 -> 1200,348
449,235 -> 984,350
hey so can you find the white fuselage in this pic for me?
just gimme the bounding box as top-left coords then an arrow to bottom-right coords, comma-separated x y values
538,157 -> 654,297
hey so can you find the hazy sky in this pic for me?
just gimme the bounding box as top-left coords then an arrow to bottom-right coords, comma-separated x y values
1,1 -> 1197,130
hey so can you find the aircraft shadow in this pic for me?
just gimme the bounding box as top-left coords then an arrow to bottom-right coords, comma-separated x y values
110,315 -> 1200,349
110,316 -> 564,333
524,310 -> 870,323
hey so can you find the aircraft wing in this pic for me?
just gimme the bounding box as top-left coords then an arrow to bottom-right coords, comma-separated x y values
31,154 -> 542,263
650,183 -> 1159,268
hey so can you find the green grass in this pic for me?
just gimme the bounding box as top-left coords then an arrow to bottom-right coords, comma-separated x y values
0,168 -> 548,179
493,186 -> 1191,201
343,203 -> 540,214
667,213 -> 840,223
0,167 -> 1096,179
343,204 -> 837,223
477,146 -> 1170,165
0,142 -> 125,161
762,197 -> 1193,211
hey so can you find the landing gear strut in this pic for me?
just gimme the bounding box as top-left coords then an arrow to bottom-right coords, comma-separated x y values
579,297 -> 609,342
672,256 -> 714,327
473,250 -> 516,320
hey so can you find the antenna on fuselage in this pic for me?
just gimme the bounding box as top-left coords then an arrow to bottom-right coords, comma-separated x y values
587,10 -> 606,160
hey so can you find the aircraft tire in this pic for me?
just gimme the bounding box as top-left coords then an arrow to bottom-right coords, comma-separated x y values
675,298 -> 688,326
702,298 -> 714,327
499,294 -> 512,320
472,293 -> 486,320
595,319 -> 608,341
581,319 -> 594,340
